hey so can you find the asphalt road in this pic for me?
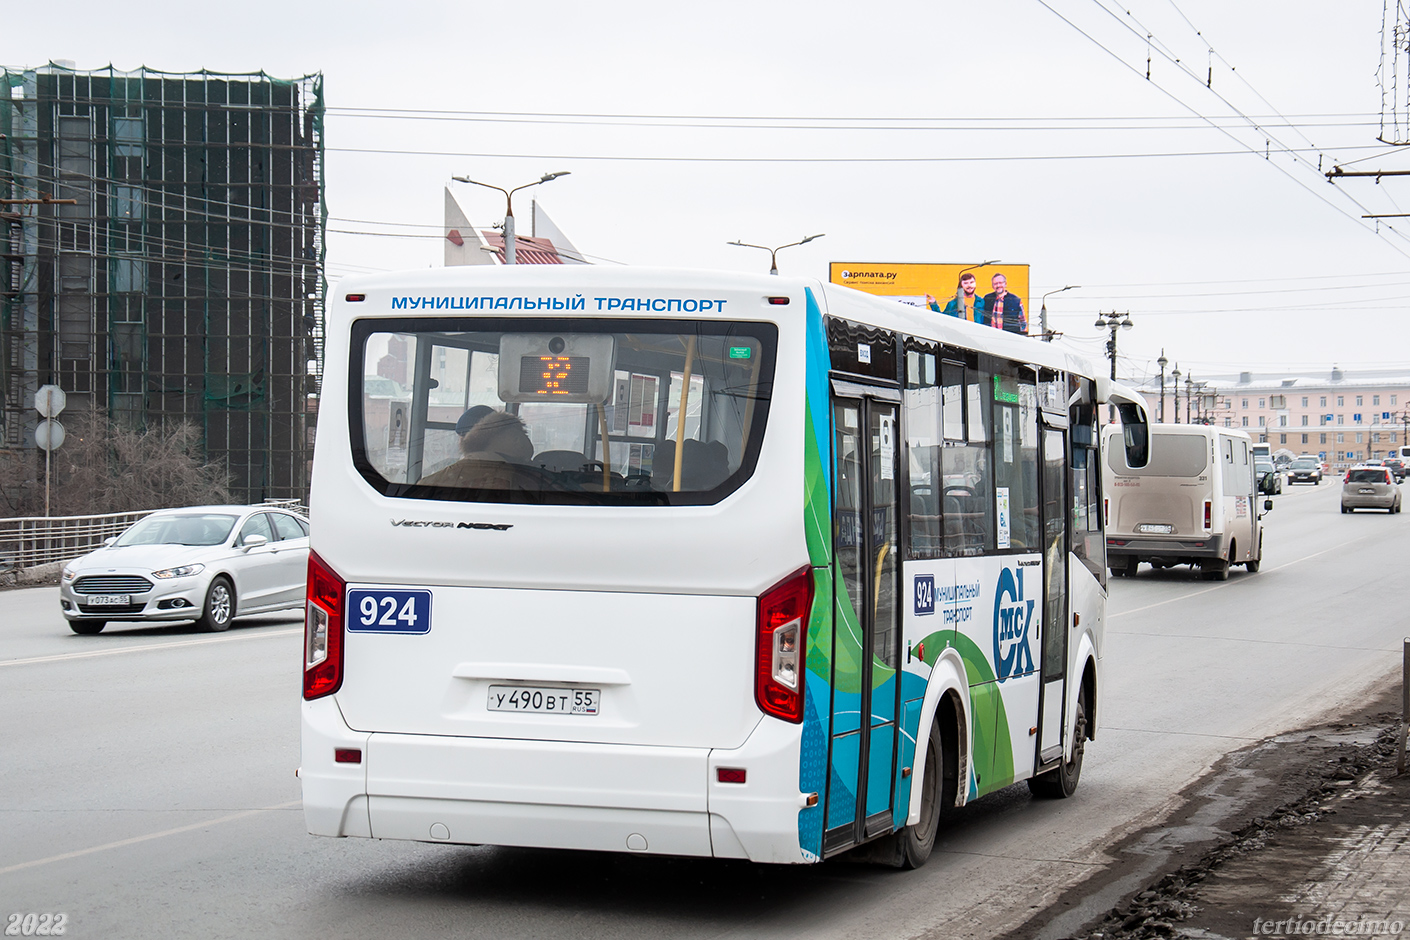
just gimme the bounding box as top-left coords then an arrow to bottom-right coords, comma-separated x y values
2,478 -> 1406,940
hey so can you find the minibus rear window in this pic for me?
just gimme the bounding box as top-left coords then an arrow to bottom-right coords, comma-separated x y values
1107,432 -> 1208,477
349,317 -> 777,506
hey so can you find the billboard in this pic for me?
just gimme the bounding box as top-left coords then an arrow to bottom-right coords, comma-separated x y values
829,262 -> 1032,334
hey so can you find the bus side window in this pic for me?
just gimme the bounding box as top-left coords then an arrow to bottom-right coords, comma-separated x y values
991,361 -> 1040,550
904,346 -> 943,560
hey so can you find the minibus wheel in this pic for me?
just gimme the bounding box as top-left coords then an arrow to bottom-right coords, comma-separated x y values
879,709 -> 955,869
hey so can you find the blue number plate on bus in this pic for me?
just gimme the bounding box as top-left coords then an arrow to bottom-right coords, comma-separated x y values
347,589 -> 432,634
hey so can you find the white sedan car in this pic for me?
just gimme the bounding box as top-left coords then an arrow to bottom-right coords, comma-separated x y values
59,505 -> 310,635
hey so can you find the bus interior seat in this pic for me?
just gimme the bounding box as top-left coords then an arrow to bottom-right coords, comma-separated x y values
532,449 -> 593,473
651,439 -> 731,490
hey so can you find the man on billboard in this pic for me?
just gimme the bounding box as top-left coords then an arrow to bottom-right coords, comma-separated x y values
984,273 -> 1027,334
927,272 -> 987,323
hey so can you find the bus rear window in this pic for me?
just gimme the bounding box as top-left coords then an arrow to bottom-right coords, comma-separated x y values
349,317 -> 777,506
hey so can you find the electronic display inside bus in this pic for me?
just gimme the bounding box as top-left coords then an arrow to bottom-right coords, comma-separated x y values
498,333 -> 615,403
519,355 -> 590,397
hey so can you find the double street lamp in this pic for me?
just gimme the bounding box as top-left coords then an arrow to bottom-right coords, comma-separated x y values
727,234 -> 825,275
1170,364 -> 1181,423
1093,311 -> 1133,381
451,171 -> 571,264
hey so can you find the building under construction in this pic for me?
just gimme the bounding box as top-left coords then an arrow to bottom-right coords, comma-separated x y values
1,64 -> 325,502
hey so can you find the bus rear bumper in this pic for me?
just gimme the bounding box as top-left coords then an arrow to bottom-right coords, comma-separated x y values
300,697 -> 811,863
1107,534 -> 1225,565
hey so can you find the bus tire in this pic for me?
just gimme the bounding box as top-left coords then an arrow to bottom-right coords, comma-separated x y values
1028,694 -> 1087,799
878,710 -> 954,870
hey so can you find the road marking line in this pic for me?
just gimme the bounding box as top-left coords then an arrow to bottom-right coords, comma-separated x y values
1109,534 -> 1374,620
0,627 -> 301,668
0,800 -> 303,876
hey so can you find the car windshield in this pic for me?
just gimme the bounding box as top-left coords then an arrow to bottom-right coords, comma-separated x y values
1292,459 -> 1318,469
1347,469 -> 1389,484
114,513 -> 239,547
1255,460 -> 1273,472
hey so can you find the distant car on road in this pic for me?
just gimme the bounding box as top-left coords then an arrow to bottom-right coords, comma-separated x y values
1255,457 -> 1283,495
1341,466 -> 1401,514
1382,457 -> 1406,482
1287,456 -> 1322,485
59,505 -> 310,635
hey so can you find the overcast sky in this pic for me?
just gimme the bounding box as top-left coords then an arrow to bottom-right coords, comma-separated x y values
6,0 -> 1409,387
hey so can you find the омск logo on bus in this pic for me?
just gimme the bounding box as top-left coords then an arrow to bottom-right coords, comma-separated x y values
993,567 -> 1036,682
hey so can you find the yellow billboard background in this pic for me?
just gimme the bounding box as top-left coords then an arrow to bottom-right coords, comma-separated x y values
829,262 -> 1031,327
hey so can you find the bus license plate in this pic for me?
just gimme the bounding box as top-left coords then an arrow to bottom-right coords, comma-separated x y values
1137,524 -> 1173,534
487,685 -> 600,716
87,594 -> 131,605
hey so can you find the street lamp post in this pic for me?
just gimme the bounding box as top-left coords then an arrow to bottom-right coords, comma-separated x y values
727,234 -> 825,275
1094,311 -> 1132,422
1170,364 -> 1181,424
450,171 -> 571,264
1040,285 -> 1080,342
1185,374 -> 1194,425
1156,349 -> 1168,423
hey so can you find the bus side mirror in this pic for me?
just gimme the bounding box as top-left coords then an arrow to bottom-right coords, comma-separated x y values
1263,499 -> 1273,513
1115,402 -> 1149,469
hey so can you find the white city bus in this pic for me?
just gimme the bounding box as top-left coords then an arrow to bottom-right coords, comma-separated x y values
300,266 -> 1150,868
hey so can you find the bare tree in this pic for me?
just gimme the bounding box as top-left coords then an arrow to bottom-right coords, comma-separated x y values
49,410 -> 233,515
0,447 -> 41,516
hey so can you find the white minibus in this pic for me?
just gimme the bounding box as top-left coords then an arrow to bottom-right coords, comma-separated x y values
1103,424 -> 1269,580
301,266 -> 1150,867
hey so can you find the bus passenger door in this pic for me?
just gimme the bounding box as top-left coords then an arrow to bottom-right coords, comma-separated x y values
824,390 -> 902,854
1036,427 -> 1069,767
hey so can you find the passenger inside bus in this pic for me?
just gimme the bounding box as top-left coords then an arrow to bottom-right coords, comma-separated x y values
419,410 -> 535,489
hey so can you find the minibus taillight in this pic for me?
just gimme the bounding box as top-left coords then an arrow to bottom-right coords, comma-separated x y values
755,567 -> 814,724
1203,499 -> 1212,530
303,551 -> 346,700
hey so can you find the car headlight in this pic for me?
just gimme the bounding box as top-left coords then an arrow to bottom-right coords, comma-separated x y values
151,563 -> 205,580
61,567 -> 77,583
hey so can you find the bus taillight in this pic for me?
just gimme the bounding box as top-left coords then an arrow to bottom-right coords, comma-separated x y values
1203,499 -> 1212,530
755,567 -> 814,724
304,551 -> 346,700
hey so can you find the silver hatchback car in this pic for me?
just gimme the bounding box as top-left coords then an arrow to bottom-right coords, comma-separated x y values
1341,466 -> 1402,514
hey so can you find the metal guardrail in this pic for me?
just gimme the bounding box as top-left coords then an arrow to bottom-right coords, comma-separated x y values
0,501 -> 310,571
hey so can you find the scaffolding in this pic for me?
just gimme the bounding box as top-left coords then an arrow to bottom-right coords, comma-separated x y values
0,64 -> 325,502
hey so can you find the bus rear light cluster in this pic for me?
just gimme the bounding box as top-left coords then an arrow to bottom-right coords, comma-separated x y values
755,567 -> 814,724
1203,499 -> 1213,530
716,767 -> 746,784
304,551 -> 346,700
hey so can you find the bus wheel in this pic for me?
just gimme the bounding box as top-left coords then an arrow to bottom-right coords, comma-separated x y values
1029,695 -> 1087,799
881,715 -> 952,869
1124,557 -> 1139,578
1204,551 -> 1231,581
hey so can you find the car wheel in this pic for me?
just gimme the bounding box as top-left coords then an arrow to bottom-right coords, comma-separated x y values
1342,504 -> 1350,514
197,576 -> 235,632
1029,694 -> 1087,799
68,620 -> 105,635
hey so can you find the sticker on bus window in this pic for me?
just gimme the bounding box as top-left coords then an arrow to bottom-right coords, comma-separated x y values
996,487 -> 1011,549
729,346 -> 752,359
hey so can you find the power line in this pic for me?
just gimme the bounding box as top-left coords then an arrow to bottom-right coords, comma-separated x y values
1038,0 -> 1410,261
